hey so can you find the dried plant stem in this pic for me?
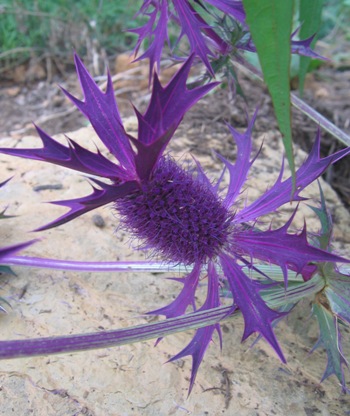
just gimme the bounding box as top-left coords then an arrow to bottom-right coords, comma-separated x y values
234,58 -> 350,147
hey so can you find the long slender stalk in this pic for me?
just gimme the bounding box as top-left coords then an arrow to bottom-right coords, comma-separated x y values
3,256 -> 187,273
1,257 -> 348,360
0,306 -> 233,359
4,255 -> 350,276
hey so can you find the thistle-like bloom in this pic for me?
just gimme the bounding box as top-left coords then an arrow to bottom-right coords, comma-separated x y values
131,1 -> 326,75
1,55 -> 349,393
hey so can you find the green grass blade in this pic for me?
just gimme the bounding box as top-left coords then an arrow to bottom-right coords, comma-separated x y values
242,0 -> 295,181
326,277 -> 350,324
298,0 -> 324,95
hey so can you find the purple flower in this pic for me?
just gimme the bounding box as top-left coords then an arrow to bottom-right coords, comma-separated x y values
131,0 -> 244,74
1,55 -> 349,393
131,1 -> 325,76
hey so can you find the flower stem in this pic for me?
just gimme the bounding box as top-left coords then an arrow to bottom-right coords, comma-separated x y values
0,306 -> 233,359
3,256 -> 188,273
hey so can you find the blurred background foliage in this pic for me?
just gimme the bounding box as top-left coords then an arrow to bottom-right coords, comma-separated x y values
1,0 -> 349,75
0,0 -> 350,72
0,0 -> 143,73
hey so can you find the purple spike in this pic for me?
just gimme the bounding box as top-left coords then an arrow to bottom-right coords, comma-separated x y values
148,263 -> 201,319
132,1 -> 245,73
291,34 -> 329,61
62,54 -> 136,172
0,126 -> 128,181
220,253 -> 286,362
129,0 -> 158,57
204,1 -> 246,23
168,261 -> 222,394
132,0 -> 169,78
199,18 -> 231,56
36,179 -> 139,231
232,216 -> 350,286
172,0 -> 217,75
129,125 -> 177,180
238,32 -> 328,61
220,110 -> 258,207
0,240 -> 38,262
137,54 -> 219,145
0,56 -> 218,233
235,129 -> 350,223
193,156 -> 218,194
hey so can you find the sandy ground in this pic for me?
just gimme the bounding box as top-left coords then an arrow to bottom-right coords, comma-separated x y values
0,117 -> 349,415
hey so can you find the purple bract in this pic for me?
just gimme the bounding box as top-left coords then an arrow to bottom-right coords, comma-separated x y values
131,1 -> 326,75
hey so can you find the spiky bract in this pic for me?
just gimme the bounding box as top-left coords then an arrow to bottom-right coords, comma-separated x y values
132,1 -> 326,75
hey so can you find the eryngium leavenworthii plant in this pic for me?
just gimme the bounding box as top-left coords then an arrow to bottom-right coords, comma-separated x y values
131,0 -> 325,76
1,55 -> 350,393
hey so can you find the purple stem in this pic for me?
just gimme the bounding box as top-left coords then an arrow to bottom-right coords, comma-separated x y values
3,256 -> 187,273
0,306 -> 232,359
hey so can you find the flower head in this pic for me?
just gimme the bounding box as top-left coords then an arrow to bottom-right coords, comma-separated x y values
116,156 -> 232,264
1,56 -> 349,393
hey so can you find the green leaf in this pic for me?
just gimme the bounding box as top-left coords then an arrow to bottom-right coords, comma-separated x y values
261,274 -> 324,309
312,303 -> 348,391
325,274 -> 350,324
308,182 -> 333,250
222,265 -> 324,309
0,265 -> 16,276
298,0 -> 324,95
242,0 -> 295,181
